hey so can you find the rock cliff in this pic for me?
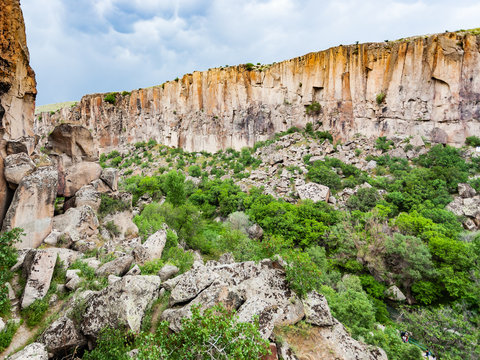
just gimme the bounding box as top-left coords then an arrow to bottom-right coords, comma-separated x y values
0,0 -> 36,140
36,31 -> 480,152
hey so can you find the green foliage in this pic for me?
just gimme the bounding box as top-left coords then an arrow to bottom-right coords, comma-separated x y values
376,91 -> 386,105
188,165 -> 202,177
305,102 -> 321,115
0,320 -> 20,352
164,170 -> 186,206
375,136 -> 394,151
307,162 -> 342,190
98,194 -> 130,219
346,187 -> 381,212
85,305 -> 269,360
104,92 -> 118,105
282,250 -> 323,297
314,131 -> 333,142
21,297 -> 49,327
305,122 -> 314,135
134,203 -> 166,239
465,136 -> 480,147
368,325 -> 422,360
121,90 -> 131,96
0,228 -> 22,315
105,220 -> 121,237
245,63 -> 255,71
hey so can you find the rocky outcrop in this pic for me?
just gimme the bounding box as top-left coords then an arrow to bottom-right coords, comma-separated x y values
6,343 -> 47,360
46,123 -> 97,162
36,31 -> 480,152
80,275 -> 161,338
21,249 -> 56,308
40,316 -> 87,356
60,161 -> 102,197
4,152 -> 35,186
133,226 -> 167,264
0,0 -> 37,140
2,166 -> 58,248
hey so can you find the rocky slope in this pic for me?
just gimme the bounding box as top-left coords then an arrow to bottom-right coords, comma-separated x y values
35,31 -> 480,153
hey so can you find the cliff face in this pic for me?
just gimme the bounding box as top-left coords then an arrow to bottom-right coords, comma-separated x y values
36,32 -> 480,152
0,0 -> 36,140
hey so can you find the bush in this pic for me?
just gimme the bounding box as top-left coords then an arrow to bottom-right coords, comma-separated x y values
315,131 -> 333,142
465,136 -> 480,147
346,187 -> 381,212
376,91 -> 386,105
98,194 -> 130,219
245,63 -> 255,71
0,321 -> 20,352
188,165 -> 202,178
0,228 -> 22,315
375,136 -> 393,151
307,163 -> 342,190
305,102 -> 321,115
104,92 -> 118,105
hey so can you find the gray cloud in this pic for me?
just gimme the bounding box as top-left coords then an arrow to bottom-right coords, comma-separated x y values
22,0 -> 480,105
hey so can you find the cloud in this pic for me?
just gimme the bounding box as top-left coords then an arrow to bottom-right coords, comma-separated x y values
21,0 -> 480,105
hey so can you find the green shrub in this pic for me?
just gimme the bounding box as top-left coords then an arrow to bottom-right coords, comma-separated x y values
98,194 -> 130,218
376,91 -> 386,105
105,221 -> 121,237
305,102 -> 321,115
375,136 -> 394,151
188,165 -> 202,178
0,228 -> 22,316
0,320 -> 20,352
83,327 -> 130,360
315,131 -> 333,142
245,63 -> 255,71
121,91 -> 131,96
465,136 -> 480,147
307,163 -> 342,190
346,187 -> 381,212
104,92 -> 118,105
305,122 -> 314,135
21,297 -> 49,327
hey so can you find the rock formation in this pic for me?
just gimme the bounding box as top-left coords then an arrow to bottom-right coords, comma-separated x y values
36,31 -> 480,153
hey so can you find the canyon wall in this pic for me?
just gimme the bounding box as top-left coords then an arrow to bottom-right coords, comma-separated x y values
36,31 -> 480,153
0,0 -> 36,222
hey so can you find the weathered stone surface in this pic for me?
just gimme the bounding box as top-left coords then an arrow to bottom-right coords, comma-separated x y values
126,264 -> 141,276
458,183 -> 477,198
100,168 -> 119,191
44,248 -> 79,268
431,127 -> 448,144
462,197 -> 480,218
102,210 -> 138,240
247,223 -> 264,240
61,161 -> 102,197
43,230 -> 61,246
7,343 -> 47,360
6,136 -> 35,156
280,320 -> 387,360
387,147 -> 407,159
4,152 -> 35,185
80,275 -> 160,338
2,166 -> 58,248
95,255 -> 134,277
410,135 -> 425,148
46,124 -> 97,162
169,264 -> 219,306
74,185 -> 101,211
40,316 -> 87,356
385,285 -> 406,302
303,291 -> 334,327
0,0 -> 37,141
133,226 -> 167,264
158,264 -> 179,281
22,250 -> 56,308
297,183 -> 330,203
35,33 -> 480,153
53,205 -> 99,244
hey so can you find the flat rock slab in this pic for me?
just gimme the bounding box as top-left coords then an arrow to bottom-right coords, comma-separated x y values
22,250 -> 56,308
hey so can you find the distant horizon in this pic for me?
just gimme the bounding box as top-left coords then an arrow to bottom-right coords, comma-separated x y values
22,0 -> 480,106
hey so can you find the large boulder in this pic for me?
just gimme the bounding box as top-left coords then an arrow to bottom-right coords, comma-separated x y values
2,166 -> 58,248
95,255 -> 134,277
4,152 -> 35,186
21,249 -> 56,308
102,211 -> 138,240
40,316 -> 87,356
47,124 -> 97,162
385,285 -> 406,302
303,291 -> 334,327
133,226 -> 167,264
74,185 -> 101,211
80,275 -> 161,338
100,168 -> 119,191
60,161 -> 102,197
52,205 -> 99,244
297,183 -> 330,203
6,136 -> 35,156
7,343 -> 48,360
458,183 -> 477,199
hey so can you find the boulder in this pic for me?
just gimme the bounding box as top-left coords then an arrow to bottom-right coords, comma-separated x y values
91,179 -> 113,193
95,255 -> 134,277
431,127 -> 448,145
4,152 -> 35,186
462,197 -> 480,218
387,147 -> 407,159
303,291 -> 334,327
7,342 -> 48,360
52,205 -> 99,244
297,183 -> 330,203
21,250 -> 56,308
158,264 -> 179,281
100,168 -> 119,191
43,230 -> 62,246
47,124 -> 97,162
61,161 -> 102,197
2,166 -> 58,248
410,135 -> 425,148
133,226 -> 167,264
458,183 -> 476,199
108,275 -> 122,285
169,265 -> 219,306
80,275 -> 161,338
6,136 -> 35,156
247,223 -> 264,240
74,185 -> 101,211
40,316 -> 87,356
44,248 -> 80,268
127,264 -> 142,276
102,211 -> 138,240
385,285 -> 406,302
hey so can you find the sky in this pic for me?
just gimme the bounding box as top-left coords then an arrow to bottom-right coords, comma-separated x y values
21,0 -> 480,106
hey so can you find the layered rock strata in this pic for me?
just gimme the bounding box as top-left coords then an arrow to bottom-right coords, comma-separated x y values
36,31 -> 480,152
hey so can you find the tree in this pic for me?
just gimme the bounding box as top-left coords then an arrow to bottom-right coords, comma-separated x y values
164,170 -> 186,206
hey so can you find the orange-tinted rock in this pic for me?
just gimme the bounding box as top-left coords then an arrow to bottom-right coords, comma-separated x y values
35,32 -> 480,153
0,0 -> 36,139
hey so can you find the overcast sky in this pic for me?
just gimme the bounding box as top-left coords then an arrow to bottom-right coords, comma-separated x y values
22,0 -> 480,105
